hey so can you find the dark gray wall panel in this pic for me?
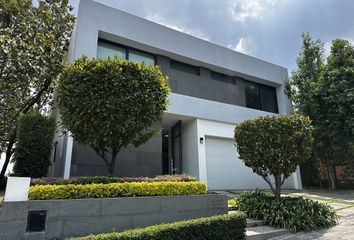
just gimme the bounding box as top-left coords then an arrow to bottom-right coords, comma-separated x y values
71,133 -> 162,177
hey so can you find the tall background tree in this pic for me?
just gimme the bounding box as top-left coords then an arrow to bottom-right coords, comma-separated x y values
0,0 -> 75,182
56,56 -> 170,175
286,33 -> 354,190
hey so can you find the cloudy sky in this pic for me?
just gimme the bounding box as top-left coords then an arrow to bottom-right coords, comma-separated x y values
69,0 -> 354,73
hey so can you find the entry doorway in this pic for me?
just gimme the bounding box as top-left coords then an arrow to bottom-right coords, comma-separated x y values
171,121 -> 182,174
161,120 -> 183,175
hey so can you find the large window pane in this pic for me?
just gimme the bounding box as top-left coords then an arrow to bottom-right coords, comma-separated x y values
260,85 -> 278,113
170,60 -> 200,75
210,71 -> 235,84
245,83 -> 261,110
128,49 -> 155,65
97,41 -> 126,59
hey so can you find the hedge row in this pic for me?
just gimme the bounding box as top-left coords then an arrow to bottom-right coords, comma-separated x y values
235,190 -> 338,232
29,182 -> 206,200
31,174 -> 196,186
66,212 -> 246,240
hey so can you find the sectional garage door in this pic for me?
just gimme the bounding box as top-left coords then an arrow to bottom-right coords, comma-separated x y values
205,137 -> 269,190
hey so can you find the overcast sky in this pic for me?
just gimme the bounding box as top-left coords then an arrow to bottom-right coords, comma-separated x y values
68,0 -> 354,73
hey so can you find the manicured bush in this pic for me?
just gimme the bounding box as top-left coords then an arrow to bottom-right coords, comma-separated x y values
66,212 -> 246,240
31,174 -> 196,186
28,182 -> 206,200
12,110 -> 56,178
235,190 -> 338,232
234,114 -> 313,198
56,56 -> 170,175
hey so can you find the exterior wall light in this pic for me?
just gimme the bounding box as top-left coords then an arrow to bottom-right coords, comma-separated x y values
200,137 -> 204,144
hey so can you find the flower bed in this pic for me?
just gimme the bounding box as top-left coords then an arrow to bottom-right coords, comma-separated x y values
235,190 -> 338,232
66,212 -> 246,240
31,174 -> 196,186
29,181 -> 206,200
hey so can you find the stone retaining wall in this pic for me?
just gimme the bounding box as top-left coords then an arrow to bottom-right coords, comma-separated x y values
0,194 -> 227,240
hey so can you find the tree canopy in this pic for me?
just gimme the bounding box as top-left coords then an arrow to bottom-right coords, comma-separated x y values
286,33 -> 354,189
56,56 -> 170,175
13,110 -> 56,177
0,0 -> 74,181
234,114 -> 314,198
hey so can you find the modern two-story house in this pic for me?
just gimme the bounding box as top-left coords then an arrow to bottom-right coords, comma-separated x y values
50,0 -> 302,190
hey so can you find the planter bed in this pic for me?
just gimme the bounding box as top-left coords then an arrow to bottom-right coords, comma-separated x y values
66,212 -> 246,240
0,194 -> 228,240
29,181 -> 206,200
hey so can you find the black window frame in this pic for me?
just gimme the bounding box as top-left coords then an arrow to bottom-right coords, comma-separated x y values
170,60 -> 200,76
97,38 -> 157,65
245,81 -> 279,113
210,71 -> 236,84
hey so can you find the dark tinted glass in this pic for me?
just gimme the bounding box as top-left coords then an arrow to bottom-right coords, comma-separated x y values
210,71 -> 235,84
170,60 -> 200,75
260,85 -> 278,113
245,82 -> 278,113
245,83 -> 261,110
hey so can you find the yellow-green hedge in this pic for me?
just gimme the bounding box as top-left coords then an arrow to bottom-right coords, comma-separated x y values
28,182 -> 207,200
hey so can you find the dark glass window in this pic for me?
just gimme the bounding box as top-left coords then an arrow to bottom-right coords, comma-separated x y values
260,85 -> 278,113
245,83 -> 261,110
170,60 -> 200,75
210,71 -> 236,84
245,82 -> 278,113
97,39 -> 155,65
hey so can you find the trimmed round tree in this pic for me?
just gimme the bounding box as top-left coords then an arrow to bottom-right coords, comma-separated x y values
56,56 -> 170,175
234,114 -> 313,199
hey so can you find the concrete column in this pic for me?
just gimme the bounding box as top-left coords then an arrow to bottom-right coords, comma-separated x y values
63,133 -> 73,179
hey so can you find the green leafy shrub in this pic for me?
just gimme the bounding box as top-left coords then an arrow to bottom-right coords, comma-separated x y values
31,174 -> 196,186
235,190 -> 338,232
66,212 -> 246,240
234,114 -> 313,198
12,110 -> 56,178
56,56 -> 170,175
29,182 -> 206,200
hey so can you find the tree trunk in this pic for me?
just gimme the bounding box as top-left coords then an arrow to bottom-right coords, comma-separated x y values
328,165 -> 337,190
107,149 -> 118,176
0,129 -> 16,183
274,175 -> 282,199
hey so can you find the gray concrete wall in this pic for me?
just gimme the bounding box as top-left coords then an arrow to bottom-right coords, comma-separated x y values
156,55 -> 246,108
0,194 -> 227,240
70,133 -> 162,177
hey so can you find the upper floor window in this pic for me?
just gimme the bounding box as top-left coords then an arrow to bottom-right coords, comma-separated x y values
97,39 -> 155,65
245,82 -> 278,113
170,60 -> 200,76
97,41 -> 126,59
128,49 -> 155,66
210,71 -> 236,84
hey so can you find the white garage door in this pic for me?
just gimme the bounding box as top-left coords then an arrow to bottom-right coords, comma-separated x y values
205,137 -> 270,190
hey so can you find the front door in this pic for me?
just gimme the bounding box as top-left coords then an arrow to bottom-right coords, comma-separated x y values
171,121 -> 182,174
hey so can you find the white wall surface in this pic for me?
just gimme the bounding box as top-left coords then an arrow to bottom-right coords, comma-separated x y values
181,120 -> 199,178
4,177 -> 30,202
196,118 -> 300,190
